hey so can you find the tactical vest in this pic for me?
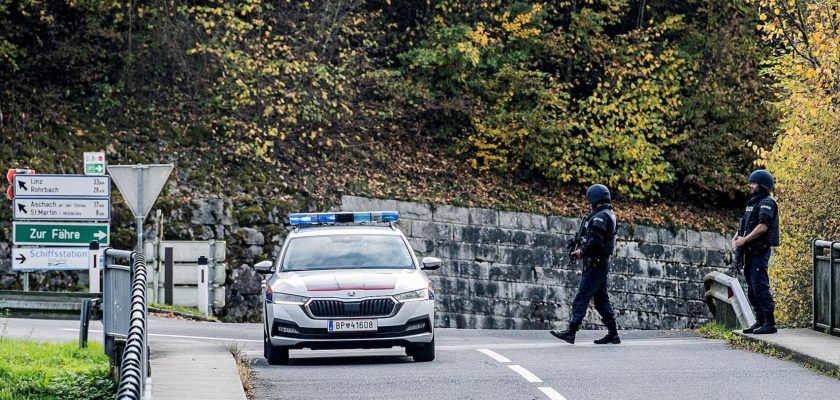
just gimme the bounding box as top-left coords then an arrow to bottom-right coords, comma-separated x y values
585,207 -> 618,256
743,195 -> 780,249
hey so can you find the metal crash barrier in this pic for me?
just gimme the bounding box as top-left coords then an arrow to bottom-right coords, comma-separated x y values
103,248 -> 150,400
0,290 -> 102,348
813,240 -> 840,336
704,271 -> 756,329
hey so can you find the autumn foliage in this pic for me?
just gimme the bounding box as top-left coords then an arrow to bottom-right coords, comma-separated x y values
754,0 -> 840,326
0,0 -> 775,202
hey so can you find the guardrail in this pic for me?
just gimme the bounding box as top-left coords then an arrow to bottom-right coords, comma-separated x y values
813,240 -> 839,336
103,248 -> 149,400
0,290 -> 102,348
703,271 -> 756,329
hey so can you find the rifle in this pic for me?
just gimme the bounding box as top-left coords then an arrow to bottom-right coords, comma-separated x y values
732,217 -> 745,276
567,217 -> 587,266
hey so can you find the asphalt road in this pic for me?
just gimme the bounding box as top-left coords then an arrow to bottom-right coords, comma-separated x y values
3,317 -> 839,400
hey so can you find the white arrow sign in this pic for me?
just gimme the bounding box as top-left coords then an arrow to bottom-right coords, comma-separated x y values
13,197 -> 110,221
12,247 -> 91,271
13,175 -> 110,198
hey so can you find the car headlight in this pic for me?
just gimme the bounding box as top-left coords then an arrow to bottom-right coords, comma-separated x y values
394,288 -> 430,303
272,293 -> 309,305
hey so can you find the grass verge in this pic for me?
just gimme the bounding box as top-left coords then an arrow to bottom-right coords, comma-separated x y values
150,303 -> 219,322
0,338 -> 115,400
698,322 -> 840,379
228,343 -> 254,399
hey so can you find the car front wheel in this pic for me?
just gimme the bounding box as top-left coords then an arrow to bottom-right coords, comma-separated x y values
411,337 -> 435,362
264,334 -> 290,365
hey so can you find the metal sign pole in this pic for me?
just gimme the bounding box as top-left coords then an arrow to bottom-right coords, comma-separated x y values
22,272 -> 29,291
135,166 -> 145,253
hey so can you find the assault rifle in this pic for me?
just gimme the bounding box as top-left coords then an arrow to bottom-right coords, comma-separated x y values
567,217 -> 588,266
732,217 -> 745,276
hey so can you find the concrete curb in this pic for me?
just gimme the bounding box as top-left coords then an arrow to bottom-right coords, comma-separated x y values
733,331 -> 840,372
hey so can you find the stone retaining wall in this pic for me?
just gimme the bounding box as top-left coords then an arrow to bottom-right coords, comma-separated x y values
343,196 -> 731,330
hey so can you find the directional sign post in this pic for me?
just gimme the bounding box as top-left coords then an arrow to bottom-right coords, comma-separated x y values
13,198 -> 110,221
13,175 -> 110,198
13,222 -> 110,246
12,247 -> 91,271
8,168 -> 111,292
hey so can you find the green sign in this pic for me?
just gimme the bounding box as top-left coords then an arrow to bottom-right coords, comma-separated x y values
13,222 -> 110,246
85,163 -> 105,174
84,151 -> 106,176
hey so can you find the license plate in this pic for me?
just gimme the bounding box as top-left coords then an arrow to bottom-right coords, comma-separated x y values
328,319 -> 377,332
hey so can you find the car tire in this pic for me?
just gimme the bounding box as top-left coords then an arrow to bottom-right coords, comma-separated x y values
411,337 -> 435,362
264,335 -> 290,365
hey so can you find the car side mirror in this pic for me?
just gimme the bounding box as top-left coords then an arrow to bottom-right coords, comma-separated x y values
421,257 -> 442,270
255,260 -> 274,275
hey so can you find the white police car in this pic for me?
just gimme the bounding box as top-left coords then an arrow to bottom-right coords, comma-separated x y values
255,211 -> 440,365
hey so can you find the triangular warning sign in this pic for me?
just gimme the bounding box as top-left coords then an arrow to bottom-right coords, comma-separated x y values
107,164 -> 173,219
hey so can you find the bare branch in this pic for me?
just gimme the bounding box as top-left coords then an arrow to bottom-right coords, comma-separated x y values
793,0 -> 820,67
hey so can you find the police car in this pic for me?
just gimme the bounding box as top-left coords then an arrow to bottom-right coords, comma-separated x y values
255,211 -> 440,365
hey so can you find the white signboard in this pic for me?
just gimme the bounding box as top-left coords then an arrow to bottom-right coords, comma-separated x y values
108,164 -> 173,218
84,152 -> 107,175
13,197 -> 110,221
13,175 -> 110,198
12,247 -> 91,271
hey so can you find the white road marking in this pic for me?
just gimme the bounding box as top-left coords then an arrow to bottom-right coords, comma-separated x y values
508,365 -> 543,383
61,328 -> 262,343
538,387 -> 568,400
476,347 -> 570,400
477,348 -> 511,363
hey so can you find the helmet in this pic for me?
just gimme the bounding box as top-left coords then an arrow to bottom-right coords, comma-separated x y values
749,169 -> 775,191
586,184 -> 611,205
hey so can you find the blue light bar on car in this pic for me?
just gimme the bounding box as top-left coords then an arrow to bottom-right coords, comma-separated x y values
288,211 -> 399,226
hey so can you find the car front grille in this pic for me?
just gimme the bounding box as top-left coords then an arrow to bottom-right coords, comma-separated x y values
307,298 -> 397,318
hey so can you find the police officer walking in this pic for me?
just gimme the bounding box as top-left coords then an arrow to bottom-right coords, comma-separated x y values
550,184 -> 620,345
733,170 -> 780,335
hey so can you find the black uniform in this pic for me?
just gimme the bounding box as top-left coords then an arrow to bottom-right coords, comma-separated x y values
568,204 -> 618,331
741,192 -> 780,323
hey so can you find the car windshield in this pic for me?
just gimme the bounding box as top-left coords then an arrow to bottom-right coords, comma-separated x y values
281,234 -> 415,271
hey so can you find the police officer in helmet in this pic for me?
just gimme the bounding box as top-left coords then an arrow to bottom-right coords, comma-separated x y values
732,170 -> 780,335
550,184 -> 620,344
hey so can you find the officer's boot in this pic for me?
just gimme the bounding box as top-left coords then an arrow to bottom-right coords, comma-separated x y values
550,323 -> 579,344
753,312 -> 777,335
594,320 -> 621,344
743,313 -> 765,334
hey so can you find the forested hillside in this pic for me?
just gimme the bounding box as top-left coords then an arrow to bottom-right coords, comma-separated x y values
1,0 -> 838,325
1,1 -> 775,209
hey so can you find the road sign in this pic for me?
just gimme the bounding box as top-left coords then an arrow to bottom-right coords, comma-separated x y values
12,247 -> 91,271
108,164 -> 173,219
84,152 -> 106,175
13,222 -> 110,246
6,168 -> 34,184
13,197 -> 110,221
13,174 -> 110,198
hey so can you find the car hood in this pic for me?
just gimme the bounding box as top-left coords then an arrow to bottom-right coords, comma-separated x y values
270,269 -> 428,297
